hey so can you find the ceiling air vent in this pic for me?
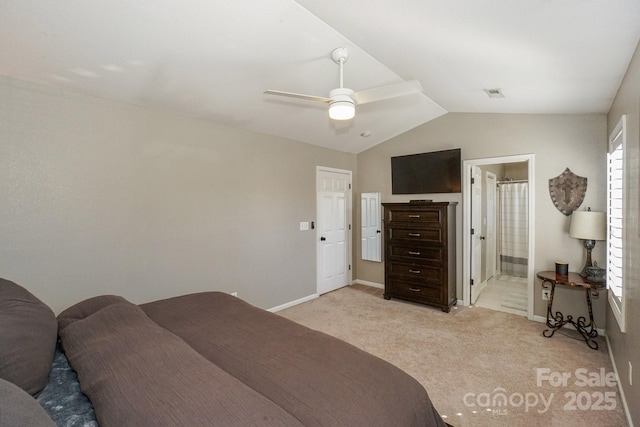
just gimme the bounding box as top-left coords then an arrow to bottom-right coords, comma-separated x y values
484,88 -> 505,98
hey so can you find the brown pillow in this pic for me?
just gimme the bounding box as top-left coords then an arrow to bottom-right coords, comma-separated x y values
57,294 -> 128,329
0,377 -> 56,427
0,278 -> 57,396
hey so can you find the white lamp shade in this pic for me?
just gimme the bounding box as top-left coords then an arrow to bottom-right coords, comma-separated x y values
569,211 -> 606,240
329,100 -> 355,120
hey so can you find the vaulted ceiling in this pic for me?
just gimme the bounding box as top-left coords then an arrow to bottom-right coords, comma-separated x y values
2,0 -> 639,153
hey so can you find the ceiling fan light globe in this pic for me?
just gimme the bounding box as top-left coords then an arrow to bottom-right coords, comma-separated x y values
329,101 -> 355,120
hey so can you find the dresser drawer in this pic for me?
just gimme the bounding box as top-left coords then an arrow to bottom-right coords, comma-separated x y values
386,279 -> 442,303
389,226 -> 443,244
388,262 -> 443,283
387,208 -> 442,226
388,245 -> 443,264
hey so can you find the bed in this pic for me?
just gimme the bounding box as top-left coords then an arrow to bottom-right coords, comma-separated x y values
0,277 -> 449,427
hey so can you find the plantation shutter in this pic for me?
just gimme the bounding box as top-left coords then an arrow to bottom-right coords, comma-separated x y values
607,116 -> 625,332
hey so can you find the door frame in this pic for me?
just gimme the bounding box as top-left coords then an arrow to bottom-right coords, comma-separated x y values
316,166 -> 353,294
462,154 -> 535,320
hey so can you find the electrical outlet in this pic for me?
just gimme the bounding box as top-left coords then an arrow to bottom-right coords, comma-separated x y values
542,289 -> 550,301
231,292 -> 238,297
630,362 -> 633,385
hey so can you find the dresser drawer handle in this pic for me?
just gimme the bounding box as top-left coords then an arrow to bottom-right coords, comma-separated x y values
408,251 -> 421,255
408,233 -> 421,237
408,214 -> 421,218
409,269 -> 421,274
409,287 -> 421,292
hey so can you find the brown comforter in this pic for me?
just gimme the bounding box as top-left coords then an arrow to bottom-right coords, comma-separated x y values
58,292 -> 447,427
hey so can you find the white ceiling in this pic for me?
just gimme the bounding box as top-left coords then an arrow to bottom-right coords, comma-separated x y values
2,0 -> 639,153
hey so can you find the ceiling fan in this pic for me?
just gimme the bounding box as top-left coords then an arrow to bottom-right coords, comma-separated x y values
264,47 -> 423,121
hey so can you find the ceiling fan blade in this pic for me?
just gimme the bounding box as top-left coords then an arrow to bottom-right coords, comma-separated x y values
264,90 -> 331,103
353,80 -> 423,105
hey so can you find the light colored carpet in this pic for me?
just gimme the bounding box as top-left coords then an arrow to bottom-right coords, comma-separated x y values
278,284 -> 628,427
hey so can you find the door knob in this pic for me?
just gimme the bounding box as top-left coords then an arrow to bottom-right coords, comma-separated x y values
320,237 -> 326,241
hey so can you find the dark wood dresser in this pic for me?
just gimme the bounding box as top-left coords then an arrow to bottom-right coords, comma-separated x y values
382,202 -> 457,312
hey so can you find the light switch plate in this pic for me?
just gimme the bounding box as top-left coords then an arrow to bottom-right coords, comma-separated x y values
299,222 -> 310,231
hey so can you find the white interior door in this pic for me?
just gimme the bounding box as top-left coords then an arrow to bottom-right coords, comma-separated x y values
470,165 -> 483,304
361,192 -> 381,262
317,168 -> 351,295
486,172 -> 497,280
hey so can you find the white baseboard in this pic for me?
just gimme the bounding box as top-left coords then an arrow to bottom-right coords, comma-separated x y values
532,315 -> 606,339
267,293 -> 318,313
605,334 -> 634,427
351,279 -> 384,289
268,279 -> 383,313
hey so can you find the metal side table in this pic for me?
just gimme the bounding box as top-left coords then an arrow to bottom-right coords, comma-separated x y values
537,271 -> 604,350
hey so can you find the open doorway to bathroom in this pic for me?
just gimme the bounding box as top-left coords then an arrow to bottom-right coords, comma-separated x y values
463,155 -> 535,320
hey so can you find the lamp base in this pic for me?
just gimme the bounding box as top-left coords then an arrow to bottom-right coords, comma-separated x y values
580,239 -> 596,277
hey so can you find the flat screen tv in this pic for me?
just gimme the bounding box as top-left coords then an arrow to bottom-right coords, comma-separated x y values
391,148 -> 461,194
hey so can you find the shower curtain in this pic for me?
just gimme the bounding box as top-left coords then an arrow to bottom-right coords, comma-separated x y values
498,182 -> 528,277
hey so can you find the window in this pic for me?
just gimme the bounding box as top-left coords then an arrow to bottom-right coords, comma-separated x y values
607,115 -> 626,332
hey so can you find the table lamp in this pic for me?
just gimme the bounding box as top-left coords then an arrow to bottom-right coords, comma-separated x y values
569,208 -> 606,277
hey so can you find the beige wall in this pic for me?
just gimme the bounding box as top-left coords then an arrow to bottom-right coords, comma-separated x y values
606,40 -> 640,425
355,112 -> 608,322
0,77 -> 356,313
503,162 -> 528,180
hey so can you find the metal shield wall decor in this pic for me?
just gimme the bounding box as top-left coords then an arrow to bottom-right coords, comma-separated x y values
548,168 -> 587,216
